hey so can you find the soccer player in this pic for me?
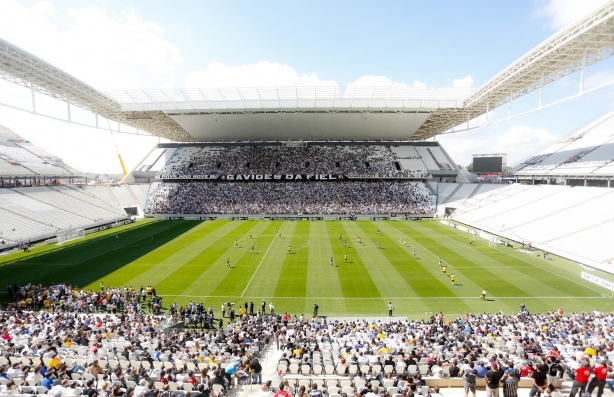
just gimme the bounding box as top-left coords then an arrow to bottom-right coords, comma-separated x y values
438,258 -> 442,267
480,290 -> 486,300
450,274 -> 455,284
403,239 -> 407,247
344,253 -> 348,263
441,266 -> 447,275
343,240 -> 347,248
377,241 -> 380,249
226,258 -> 230,268
249,232 -> 253,239
234,240 -> 238,248
339,233 -> 342,240
278,232 -> 282,238
330,257 -> 334,266
288,245 -> 291,253
251,244 -> 255,254
412,250 -> 416,258
376,229 -> 380,235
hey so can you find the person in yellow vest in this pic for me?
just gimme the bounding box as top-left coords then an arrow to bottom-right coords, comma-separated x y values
450,274 -> 456,284
441,266 -> 447,276
48,353 -> 60,369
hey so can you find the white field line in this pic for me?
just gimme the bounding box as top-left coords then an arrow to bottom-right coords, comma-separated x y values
240,222 -> 285,297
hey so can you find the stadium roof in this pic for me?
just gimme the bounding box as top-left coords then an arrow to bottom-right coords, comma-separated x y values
0,1 -> 613,142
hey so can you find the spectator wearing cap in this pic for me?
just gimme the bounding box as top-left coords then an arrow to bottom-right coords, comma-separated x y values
502,369 -> 518,397
586,360 -> 608,397
485,362 -> 504,397
569,362 -> 592,397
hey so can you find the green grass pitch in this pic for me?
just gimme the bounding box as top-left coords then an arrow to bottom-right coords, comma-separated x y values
1,218 -> 612,318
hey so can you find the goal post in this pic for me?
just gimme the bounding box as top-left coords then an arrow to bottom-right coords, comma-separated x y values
57,229 -> 85,245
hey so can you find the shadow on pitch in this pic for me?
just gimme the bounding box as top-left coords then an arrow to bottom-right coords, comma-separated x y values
0,220 -> 202,297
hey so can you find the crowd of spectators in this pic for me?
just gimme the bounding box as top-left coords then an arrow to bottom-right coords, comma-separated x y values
144,181 -> 435,215
2,283 -> 614,397
157,145 -> 427,180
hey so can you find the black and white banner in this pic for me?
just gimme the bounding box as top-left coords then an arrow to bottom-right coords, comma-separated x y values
172,174 -> 348,181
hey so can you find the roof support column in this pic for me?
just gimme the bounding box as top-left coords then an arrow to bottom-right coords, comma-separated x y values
30,84 -> 36,113
508,92 -> 513,118
579,48 -> 588,93
538,76 -> 544,109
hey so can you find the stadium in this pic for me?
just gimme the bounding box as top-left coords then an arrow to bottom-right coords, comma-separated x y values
0,2 -> 614,397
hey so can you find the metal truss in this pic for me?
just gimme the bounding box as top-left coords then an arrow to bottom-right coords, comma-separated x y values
0,38 -> 192,142
413,1 -> 614,140
0,0 -> 612,143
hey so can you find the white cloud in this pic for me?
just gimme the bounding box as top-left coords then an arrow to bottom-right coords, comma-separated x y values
0,1 -> 181,90
437,124 -> 559,167
413,80 -> 427,88
534,0 -> 609,30
452,76 -> 474,88
185,61 -> 338,88
584,70 -> 614,90
347,75 -> 408,87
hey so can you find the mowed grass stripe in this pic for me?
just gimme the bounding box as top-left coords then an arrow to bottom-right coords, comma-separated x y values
120,222 -> 248,294
333,222 -> 381,299
276,222 -> 309,298
1,219 -> 165,286
378,221 -> 475,315
350,221 -> 422,298
212,221 -> 285,297
305,222 -> 346,313
239,222 -> 288,297
58,221 -> 202,289
158,221 -> 258,297
400,222 -> 543,298
420,221 -> 601,298
379,222 -> 458,297
3,219 -> 613,316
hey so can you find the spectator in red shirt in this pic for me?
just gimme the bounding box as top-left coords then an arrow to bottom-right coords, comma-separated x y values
586,360 -> 608,397
274,383 -> 291,397
185,371 -> 198,386
520,363 -> 534,378
569,362 -> 592,397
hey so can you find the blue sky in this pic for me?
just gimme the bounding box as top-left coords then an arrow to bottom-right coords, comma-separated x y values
0,0 -> 612,173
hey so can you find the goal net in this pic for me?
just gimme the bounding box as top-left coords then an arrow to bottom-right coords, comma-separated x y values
57,229 -> 85,245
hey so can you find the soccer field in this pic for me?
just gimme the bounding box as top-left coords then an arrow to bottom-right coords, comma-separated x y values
1,218 -> 611,318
